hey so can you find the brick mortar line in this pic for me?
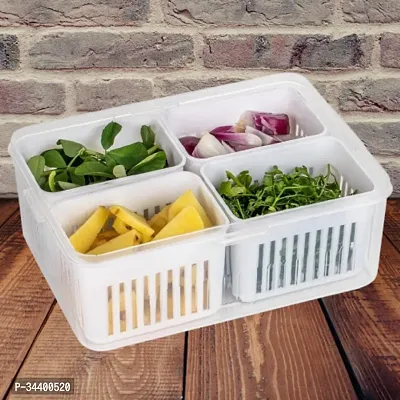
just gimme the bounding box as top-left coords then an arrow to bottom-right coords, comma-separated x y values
2,69 -> 400,81
1,24 -> 400,36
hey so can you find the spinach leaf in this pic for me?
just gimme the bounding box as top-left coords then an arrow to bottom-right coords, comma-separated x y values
74,161 -> 114,178
58,181 -> 81,190
107,142 -> 148,170
101,121 -> 122,151
54,170 -> 69,184
105,153 -> 117,169
69,168 -> 86,186
128,151 -> 167,175
27,155 -> 45,183
57,139 -> 85,158
42,149 -> 67,168
141,125 -> 155,149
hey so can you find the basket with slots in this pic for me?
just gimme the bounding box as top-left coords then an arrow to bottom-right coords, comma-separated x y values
8,73 -> 393,351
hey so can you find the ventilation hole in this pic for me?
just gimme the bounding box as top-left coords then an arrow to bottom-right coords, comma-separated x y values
325,228 -> 333,276
279,238 -> 286,288
256,244 -> 264,293
337,226 -> 345,274
119,283 -> 126,332
155,273 -> 161,323
143,208 -> 149,220
348,223 -> 356,271
154,205 -> 160,214
203,260 -> 209,310
269,241 -> 275,290
167,270 -> 173,319
107,286 -> 113,335
180,266 -> 185,316
132,280 -> 137,329
291,235 -> 298,285
302,233 -> 310,283
314,230 -> 321,279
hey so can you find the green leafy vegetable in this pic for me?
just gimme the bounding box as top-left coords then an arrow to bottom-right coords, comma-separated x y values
107,142 -> 148,170
74,161 -> 114,178
113,165 -> 127,178
56,140 -> 85,158
101,121 -> 122,151
42,149 -> 67,168
58,181 -> 81,190
141,125 -> 156,149
27,155 -> 45,183
128,151 -> 167,175
48,171 -> 58,192
27,122 -> 168,192
218,165 -> 344,219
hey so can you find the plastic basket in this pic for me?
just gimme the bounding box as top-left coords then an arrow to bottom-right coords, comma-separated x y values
8,73 -> 393,350
202,136 -> 377,302
162,85 -> 325,173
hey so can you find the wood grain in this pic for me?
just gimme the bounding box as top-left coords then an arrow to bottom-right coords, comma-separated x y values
185,301 -> 357,400
0,210 -> 55,399
385,200 -> 400,251
0,199 -> 18,227
8,304 -> 186,400
323,236 -> 400,399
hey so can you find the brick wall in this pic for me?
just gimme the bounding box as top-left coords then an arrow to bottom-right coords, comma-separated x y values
0,0 -> 399,196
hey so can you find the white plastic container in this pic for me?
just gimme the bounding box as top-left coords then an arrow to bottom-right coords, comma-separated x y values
162,85 -> 325,173
202,136 -> 378,302
9,73 -> 393,350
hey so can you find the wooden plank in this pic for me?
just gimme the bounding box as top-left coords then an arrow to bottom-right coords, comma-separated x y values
0,199 -> 18,227
185,301 -> 357,400
322,236 -> 400,399
385,200 -> 400,251
0,210 -> 55,399
8,304 -> 186,400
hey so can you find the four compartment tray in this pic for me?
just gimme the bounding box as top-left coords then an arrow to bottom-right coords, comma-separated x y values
8,73 -> 393,350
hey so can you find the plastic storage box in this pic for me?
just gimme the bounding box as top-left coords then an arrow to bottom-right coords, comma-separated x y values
9,73 -> 393,350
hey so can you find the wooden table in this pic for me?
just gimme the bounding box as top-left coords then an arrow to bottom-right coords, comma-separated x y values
0,200 -> 398,400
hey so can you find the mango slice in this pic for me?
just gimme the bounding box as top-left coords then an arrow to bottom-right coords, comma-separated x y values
112,217 -> 130,235
153,206 -> 204,241
69,206 -> 110,254
149,205 -> 170,234
168,190 -> 212,228
88,229 -> 141,255
109,205 -> 154,237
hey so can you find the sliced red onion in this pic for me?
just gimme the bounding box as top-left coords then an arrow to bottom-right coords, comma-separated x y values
210,125 -> 235,134
245,126 -> 276,145
179,136 -> 200,155
210,130 -> 262,148
221,141 -> 235,153
192,132 -> 229,158
237,111 -> 290,135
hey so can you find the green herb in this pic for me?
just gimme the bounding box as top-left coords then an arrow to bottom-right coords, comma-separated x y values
128,151 -> 167,175
141,125 -> 156,150
26,122 -> 168,192
27,155 -> 45,183
218,165 -> 344,219
101,121 -> 122,151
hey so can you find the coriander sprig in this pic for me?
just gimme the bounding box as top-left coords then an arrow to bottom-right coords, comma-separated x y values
218,165 -> 344,219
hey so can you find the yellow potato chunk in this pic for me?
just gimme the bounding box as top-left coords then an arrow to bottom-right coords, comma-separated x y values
167,190 -> 212,228
153,206 -> 204,241
112,217 -> 130,235
97,229 -> 119,241
69,206 -> 110,254
109,205 -> 154,237
89,238 -> 108,251
149,205 -> 170,234
88,229 -> 141,255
